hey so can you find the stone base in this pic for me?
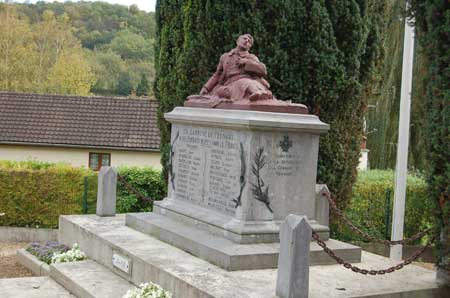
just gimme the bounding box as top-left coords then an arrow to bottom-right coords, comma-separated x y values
125,212 -> 361,271
185,95 -> 308,114
55,215 -> 445,298
153,199 -> 329,244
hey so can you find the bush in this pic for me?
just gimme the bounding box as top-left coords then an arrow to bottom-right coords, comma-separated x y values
26,241 -> 70,265
0,161 -> 166,227
116,166 -> 166,213
51,243 -> 87,264
0,160 -> 97,228
333,170 -> 433,245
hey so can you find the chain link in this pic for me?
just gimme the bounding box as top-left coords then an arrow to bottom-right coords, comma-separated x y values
117,174 -> 154,203
312,231 -> 434,275
322,192 -> 432,246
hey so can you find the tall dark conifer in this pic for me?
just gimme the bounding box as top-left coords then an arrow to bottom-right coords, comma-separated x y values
409,0 -> 449,276
155,0 -> 384,211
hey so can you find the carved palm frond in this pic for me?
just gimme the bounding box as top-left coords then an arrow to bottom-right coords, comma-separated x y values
250,147 -> 273,213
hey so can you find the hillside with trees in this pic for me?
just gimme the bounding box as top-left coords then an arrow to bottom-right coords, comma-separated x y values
0,1 -> 155,96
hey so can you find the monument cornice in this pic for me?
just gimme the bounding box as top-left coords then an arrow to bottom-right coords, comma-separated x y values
165,107 -> 330,133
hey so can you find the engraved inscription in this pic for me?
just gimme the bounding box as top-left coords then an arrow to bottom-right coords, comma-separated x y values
271,152 -> 302,176
173,127 -> 241,216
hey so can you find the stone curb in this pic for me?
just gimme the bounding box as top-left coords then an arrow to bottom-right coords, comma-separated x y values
16,248 -> 50,276
0,226 -> 58,242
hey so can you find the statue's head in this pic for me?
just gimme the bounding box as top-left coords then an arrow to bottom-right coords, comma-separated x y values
236,34 -> 253,51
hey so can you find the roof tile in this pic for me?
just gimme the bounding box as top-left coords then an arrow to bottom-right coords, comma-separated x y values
0,92 -> 160,150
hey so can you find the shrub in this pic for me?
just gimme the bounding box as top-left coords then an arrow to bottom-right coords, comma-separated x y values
51,243 -> 87,264
123,282 -> 172,298
0,160 -> 97,228
116,166 -> 166,213
0,161 -> 166,227
26,241 -> 70,265
333,170 -> 433,245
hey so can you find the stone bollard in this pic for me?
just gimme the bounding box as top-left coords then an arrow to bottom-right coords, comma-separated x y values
276,214 -> 312,298
315,184 -> 330,227
96,166 -> 117,217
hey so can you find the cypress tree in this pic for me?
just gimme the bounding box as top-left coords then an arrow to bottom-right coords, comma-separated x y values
136,74 -> 150,96
116,72 -> 133,96
155,0 -> 385,210
409,0 -> 449,276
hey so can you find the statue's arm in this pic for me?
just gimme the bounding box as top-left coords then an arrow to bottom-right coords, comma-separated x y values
201,55 -> 224,95
242,55 -> 267,77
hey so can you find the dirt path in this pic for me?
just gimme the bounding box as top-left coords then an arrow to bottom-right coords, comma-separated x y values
0,242 -> 34,278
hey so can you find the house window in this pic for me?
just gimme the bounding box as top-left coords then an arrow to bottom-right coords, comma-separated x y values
89,153 -> 111,171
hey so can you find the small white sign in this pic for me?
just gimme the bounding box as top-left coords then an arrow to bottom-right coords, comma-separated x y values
112,253 -> 131,274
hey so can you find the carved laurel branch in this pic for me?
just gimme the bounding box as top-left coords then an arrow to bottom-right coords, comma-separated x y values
232,142 -> 246,208
168,131 -> 179,191
250,147 -> 273,213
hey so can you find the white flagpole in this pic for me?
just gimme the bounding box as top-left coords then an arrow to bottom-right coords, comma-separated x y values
390,2 -> 415,261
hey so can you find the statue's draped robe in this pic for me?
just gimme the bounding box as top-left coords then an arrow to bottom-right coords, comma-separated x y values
204,49 -> 273,100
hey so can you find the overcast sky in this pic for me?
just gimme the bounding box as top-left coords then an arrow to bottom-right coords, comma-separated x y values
11,1 -> 157,12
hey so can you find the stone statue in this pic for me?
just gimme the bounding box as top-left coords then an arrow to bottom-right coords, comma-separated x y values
185,34 -> 308,114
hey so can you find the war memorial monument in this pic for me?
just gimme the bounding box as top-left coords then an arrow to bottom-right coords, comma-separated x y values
26,34 -> 442,298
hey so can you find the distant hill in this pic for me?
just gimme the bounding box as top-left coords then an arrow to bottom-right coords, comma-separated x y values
1,1 -> 155,97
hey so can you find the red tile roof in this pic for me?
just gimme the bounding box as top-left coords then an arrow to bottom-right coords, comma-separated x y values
0,92 -> 160,151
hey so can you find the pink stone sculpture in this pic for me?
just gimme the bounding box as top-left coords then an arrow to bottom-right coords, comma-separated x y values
185,34 -> 308,114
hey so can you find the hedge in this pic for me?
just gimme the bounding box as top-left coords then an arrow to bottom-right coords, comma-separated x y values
116,166 -> 167,213
333,170 -> 433,245
0,161 -> 97,228
0,161 -> 166,228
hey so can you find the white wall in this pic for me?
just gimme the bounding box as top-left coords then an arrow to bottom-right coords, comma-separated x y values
358,149 -> 370,171
0,144 -> 161,170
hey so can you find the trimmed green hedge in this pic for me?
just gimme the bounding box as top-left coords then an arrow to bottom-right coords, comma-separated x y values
0,161 -> 97,228
333,170 -> 433,245
0,161 -> 166,228
116,166 -> 167,213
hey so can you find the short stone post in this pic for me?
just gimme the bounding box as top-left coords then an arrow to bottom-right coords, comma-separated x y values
96,166 -> 117,217
276,214 -> 312,298
315,184 -> 330,227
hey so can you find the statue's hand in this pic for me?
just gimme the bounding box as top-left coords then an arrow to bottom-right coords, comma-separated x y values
200,87 -> 209,95
237,58 -> 250,67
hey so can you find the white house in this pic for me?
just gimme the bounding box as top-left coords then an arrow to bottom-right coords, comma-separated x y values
0,92 -> 161,170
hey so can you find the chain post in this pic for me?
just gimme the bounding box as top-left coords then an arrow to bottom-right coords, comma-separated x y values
385,188 -> 391,240
82,176 -> 88,214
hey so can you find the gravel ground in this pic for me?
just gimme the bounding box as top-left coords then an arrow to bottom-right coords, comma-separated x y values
0,242 -> 34,278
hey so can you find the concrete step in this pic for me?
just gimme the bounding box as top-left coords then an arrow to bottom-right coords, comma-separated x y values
57,214 -> 445,298
126,212 -> 361,270
50,260 -> 134,298
0,276 -> 75,298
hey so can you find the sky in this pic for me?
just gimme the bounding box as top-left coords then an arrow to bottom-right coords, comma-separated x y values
10,0 -> 157,12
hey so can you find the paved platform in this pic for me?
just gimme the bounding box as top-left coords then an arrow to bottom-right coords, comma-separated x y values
126,212 -> 361,270
57,214 -> 447,298
0,276 -> 75,298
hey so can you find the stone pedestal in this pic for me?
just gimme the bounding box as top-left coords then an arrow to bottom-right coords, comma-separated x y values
126,107 -> 362,270
157,107 -> 329,242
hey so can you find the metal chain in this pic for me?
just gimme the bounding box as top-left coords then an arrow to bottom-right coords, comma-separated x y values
312,231 -> 434,275
117,174 -> 154,203
322,192 -> 432,246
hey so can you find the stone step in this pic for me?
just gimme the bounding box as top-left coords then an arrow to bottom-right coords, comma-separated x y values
50,260 -> 134,298
57,214 -> 444,298
126,212 -> 361,270
0,276 -> 75,298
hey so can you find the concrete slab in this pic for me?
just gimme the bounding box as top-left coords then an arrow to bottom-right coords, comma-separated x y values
0,276 -> 75,298
17,248 -> 50,276
50,260 -> 135,298
126,212 -> 360,270
58,214 -> 446,298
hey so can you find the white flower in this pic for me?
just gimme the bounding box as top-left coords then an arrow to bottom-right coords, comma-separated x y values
51,243 -> 87,264
122,282 -> 172,298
